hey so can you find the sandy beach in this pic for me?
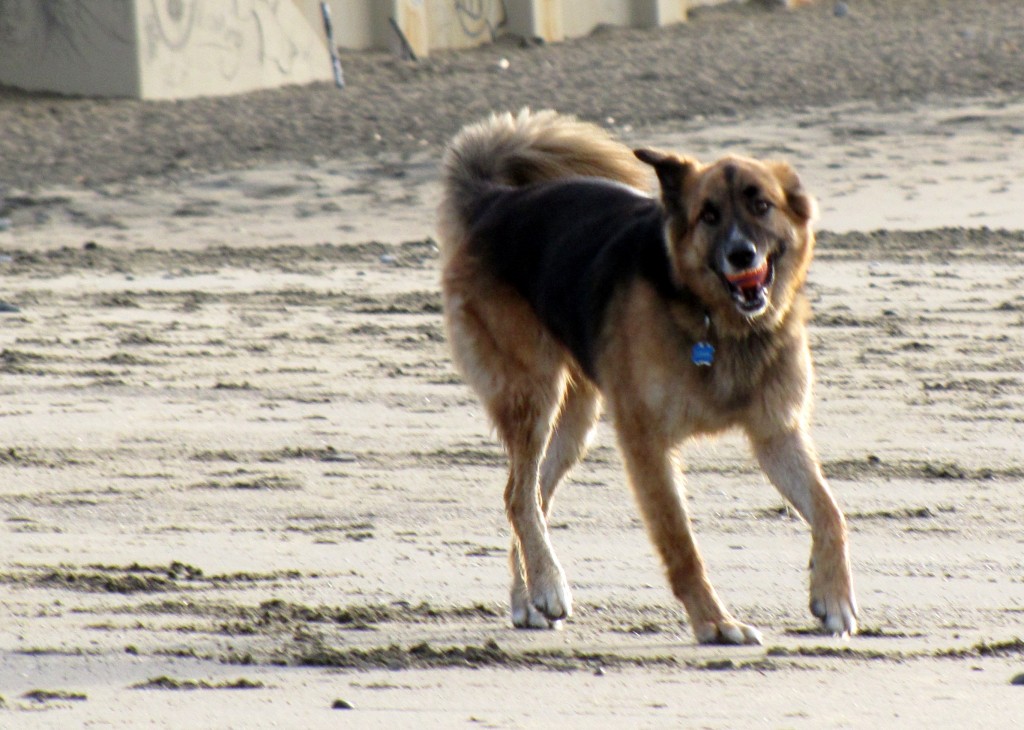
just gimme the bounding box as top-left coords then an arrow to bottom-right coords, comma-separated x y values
1,0 -> 1023,726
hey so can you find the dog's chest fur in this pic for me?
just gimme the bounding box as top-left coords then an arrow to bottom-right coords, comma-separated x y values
600,280 -> 805,435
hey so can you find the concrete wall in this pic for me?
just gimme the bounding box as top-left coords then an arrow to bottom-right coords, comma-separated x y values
342,0 -> 713,55
426,0 -> 506,49
560,0 -> 689,39
0,0 -> 333,99
301,0 -> 506,56
136,1 -> 333,99
0,0 -> 732,99
0,0 -> 140,97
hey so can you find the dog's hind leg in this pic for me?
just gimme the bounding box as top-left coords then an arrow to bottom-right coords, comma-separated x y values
442,277 -> 575,627
540,376 -> 602,499
494,370 -> 574,627
749,427 -> 858,636
616,431 -> 763,645
510,376 -> 601,628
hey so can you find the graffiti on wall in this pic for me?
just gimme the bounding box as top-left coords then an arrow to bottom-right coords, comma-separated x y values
453,0 -> 504,40
0,0 -> 328,96
141,0 -> 319,84
0,0 -> 321,80
145,0 -> 197,51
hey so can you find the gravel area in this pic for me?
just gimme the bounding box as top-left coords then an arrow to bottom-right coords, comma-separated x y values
1,0 -> 1023,190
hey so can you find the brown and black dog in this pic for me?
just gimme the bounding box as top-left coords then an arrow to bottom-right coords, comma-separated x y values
438,109 -> 856,644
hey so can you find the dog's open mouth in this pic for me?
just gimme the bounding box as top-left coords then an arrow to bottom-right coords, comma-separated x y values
723,258 -> 773,315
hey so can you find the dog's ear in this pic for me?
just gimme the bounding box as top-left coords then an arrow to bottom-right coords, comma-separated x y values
768,161 -> 817,223
634,148 -> 696,213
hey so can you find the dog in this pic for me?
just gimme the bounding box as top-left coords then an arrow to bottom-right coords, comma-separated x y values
437,109 -> 856,644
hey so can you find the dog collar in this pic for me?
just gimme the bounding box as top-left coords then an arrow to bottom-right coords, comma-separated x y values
691,314 -> 714,367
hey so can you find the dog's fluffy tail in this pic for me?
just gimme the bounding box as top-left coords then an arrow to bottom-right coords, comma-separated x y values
437,109 -> 648,262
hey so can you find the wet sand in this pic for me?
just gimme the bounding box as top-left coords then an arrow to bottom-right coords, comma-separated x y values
1,0 -> 1023,726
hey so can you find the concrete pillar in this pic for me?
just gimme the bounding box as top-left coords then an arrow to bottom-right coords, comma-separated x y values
0,0 -> 334,99
390,0 -> 431,58
0,0 -> 140,97
505,0 -> 565,43
633,0 -> 690,27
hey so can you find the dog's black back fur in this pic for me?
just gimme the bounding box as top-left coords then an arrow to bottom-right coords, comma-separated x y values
468,177 -> 686,379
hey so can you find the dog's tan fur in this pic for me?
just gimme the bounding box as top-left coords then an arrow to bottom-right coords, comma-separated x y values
438,109 -> 856,643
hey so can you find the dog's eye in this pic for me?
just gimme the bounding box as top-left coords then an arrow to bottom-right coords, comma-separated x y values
752,199 -> 772,216
699,206 -> 720,226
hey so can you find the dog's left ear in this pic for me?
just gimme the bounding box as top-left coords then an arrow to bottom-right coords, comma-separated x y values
768,161 -> 817,223
634,148 -> 696,213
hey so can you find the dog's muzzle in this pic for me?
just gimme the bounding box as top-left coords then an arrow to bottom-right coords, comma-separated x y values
718,235 -> 773,316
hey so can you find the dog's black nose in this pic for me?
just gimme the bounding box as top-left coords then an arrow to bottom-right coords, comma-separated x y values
726,239 -> 757,270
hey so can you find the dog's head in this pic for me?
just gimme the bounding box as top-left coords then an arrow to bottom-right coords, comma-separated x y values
635,148 -> 816,331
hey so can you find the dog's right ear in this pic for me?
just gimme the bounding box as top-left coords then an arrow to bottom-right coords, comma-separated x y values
634,148 -> 696,214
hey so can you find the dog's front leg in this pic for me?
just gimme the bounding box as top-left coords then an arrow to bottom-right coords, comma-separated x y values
750,427 -> 858,636
618,436 -> 763,645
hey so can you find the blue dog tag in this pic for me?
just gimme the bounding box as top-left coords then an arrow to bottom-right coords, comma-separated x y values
691,341 -> 714,367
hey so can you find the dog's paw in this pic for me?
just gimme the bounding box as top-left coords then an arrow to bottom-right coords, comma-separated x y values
693,618 -> 763,646
510,574 -> 570,629
529,572 -> 572,623
511,599 -> 563,630
809,551 -> 858,637
810,593 -> 858,637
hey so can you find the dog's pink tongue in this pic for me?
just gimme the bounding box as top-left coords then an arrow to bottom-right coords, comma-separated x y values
725,262 -> 768,291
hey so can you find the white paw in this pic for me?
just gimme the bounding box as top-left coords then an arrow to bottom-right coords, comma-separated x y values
511,597 -> 563,630
530,573 -> 572,623
694,619 -> 764,646
510,570 -> 572,628
811,592 -> 858,637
